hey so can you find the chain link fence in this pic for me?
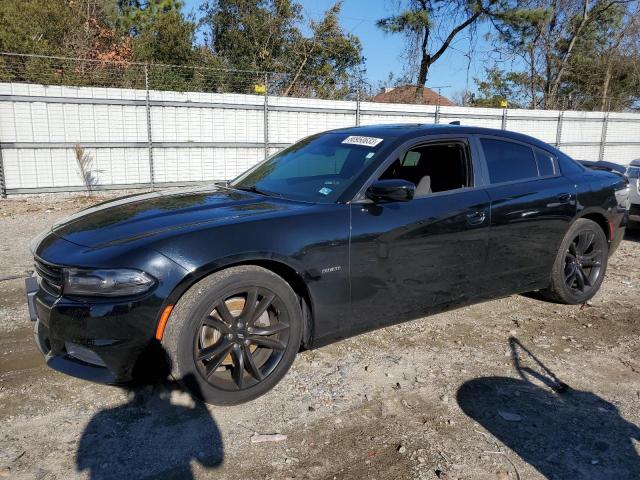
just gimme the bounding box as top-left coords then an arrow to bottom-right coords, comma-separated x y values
1,52 -> 639,196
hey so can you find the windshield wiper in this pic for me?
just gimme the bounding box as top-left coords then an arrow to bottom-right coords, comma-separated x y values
231,185 -> 282,198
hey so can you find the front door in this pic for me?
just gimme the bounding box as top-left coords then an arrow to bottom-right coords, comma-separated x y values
347,139 -> 491,336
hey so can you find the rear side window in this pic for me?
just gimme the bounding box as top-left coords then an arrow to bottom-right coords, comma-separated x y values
535,149 -> 555,177
481,138 -> 538,184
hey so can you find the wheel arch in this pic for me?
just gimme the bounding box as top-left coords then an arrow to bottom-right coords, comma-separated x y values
576,210 -> 611,245
160,256 -> 316,349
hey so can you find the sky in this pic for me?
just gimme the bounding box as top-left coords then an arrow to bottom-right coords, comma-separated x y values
182,0 -> 496,99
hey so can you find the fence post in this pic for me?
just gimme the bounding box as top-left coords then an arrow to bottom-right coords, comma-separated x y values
355,81 -> 361,126
144,64 -> 155,189
598,112 -> 609,161
264,73 -> 270,160
555,110 -> 564,148
0,143 -> 6,198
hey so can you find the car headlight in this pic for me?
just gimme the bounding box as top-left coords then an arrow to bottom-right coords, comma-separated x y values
63,268 -> 156,297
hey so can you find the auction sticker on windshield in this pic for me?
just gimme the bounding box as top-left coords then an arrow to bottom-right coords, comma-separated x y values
341,136 -> 384,147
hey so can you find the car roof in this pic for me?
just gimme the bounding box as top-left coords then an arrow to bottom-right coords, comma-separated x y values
630,158 -> 640,166
327,124 -> 554,151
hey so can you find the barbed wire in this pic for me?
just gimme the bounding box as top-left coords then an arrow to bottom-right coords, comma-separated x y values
0,52 -> 637,111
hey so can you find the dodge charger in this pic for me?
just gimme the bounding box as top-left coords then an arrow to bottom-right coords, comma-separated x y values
27,124 -> 629,404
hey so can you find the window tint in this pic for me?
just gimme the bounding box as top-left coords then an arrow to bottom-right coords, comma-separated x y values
481,138 -> 538,184
401,151 -> 421,166
231,133 -> 389,203
270,147 -> 350,178
535,149 -> 555,177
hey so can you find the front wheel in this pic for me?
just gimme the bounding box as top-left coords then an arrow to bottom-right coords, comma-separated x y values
541,218 -> 609,304
162,266 -> 303,405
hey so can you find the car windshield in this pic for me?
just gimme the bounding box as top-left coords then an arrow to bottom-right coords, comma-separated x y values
627,165 -> 640,179
230,133 -> 392,203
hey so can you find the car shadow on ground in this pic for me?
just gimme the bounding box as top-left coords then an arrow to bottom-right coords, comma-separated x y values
457,337 -> 640,479
75,342 -> 223,479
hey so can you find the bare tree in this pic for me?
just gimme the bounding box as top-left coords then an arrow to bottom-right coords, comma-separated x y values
377,0 -> 503,102
486,0 -> 640,110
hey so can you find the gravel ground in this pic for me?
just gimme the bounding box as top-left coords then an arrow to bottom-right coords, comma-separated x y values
0,193 -> 639,480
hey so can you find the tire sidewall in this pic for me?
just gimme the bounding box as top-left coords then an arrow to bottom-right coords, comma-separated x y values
550,218 -> 609,304
163,266 -> 302,405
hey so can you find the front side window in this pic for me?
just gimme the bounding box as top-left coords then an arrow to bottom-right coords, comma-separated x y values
231,133 -> 392,203
379,141 -> 472,197
481,138 -> 538,184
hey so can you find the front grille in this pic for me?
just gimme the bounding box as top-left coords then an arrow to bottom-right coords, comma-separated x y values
630,204 -> 640,216
34,257 -> 63,295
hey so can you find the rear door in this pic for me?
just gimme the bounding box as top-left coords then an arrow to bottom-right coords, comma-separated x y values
347,136 -> 491,335
478,136 -> 576,294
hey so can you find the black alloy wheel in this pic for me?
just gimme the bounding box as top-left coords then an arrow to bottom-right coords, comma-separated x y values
563,230 -> 604,296
542,218 -> 608,305
163,265 -> 302,405
194,288 -> 290,391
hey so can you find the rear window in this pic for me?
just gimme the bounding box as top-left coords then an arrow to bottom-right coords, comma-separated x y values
481,138 -> 538,184
535,149 -> 556,177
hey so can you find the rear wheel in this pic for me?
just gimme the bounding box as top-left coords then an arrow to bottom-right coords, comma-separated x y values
162,266 -> 302,405
541,218 -> 608,304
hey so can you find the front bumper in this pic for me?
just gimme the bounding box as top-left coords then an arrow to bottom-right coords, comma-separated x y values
630,203 -> 640,222
26,276 -> 162,384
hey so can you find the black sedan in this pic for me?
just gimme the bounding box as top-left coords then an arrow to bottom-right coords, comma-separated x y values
27,124 -> 629,405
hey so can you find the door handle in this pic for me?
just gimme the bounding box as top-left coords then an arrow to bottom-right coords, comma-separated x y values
557,193 -> 572,204
466,210 -> 486,225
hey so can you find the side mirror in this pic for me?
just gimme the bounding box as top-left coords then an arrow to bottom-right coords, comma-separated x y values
365,179 -> 415,202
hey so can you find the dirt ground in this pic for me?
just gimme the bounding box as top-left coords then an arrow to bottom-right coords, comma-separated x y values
0,192 -> 639,480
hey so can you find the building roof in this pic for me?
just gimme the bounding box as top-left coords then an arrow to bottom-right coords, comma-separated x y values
371,85 -> 456,106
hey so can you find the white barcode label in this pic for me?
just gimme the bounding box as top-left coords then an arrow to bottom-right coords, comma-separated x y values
341,136 -> 383,147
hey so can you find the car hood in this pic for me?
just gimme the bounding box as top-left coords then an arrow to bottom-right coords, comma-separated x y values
49,185 -> 302,248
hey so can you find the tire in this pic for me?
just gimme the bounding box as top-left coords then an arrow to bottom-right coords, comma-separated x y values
541,218 -> 609,304
162,265 -> 303,405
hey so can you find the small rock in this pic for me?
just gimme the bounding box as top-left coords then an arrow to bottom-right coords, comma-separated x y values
397,445 -> 407,454
251,433 -> 287,443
